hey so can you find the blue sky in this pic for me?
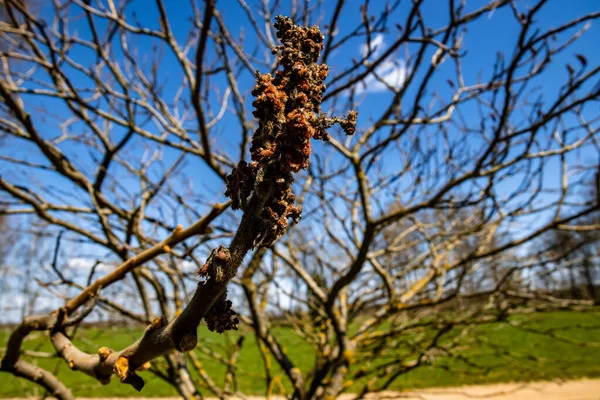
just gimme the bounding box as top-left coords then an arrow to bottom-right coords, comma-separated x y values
2,0 -> 598,239
7,0 -> 599,197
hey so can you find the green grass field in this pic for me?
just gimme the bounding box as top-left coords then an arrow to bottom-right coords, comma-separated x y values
1,309 -> 599,397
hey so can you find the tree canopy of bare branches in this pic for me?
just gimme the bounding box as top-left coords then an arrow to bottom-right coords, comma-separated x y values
1,0 -> 599,399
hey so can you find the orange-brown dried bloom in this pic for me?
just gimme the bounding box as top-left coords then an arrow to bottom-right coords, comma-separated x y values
205,292 -> 239,333
341,110 -> 358,136
225,15 -> 357,247
225,161 -> 255,211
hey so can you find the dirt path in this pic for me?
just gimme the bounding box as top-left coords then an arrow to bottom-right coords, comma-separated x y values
390,378 -> 600,399
7,378 -> 600,399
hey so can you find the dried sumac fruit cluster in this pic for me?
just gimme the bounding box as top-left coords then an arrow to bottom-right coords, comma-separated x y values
225,16 -> 357,248
205,292 -> 239,333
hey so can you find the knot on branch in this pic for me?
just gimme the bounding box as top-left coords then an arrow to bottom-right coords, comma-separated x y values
94,347 -> 114,385
97,346 -> 112,362
146,316 -> 168,334
205,292 -> 239,334
114,356 -> 145,391
225,15 -> 357,248
114,356 -> 129,381
178,333 -> 198,352
198,245 -> 231,284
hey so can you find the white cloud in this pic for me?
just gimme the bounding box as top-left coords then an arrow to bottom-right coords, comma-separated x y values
178,259 -> 198,272
67,257 -> 113,272
356,59 -> 408,94
360,34 -> 386,59
352,34 -> 408,95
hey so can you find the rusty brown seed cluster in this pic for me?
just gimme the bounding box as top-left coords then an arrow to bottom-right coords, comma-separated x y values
225,16 -> 357,248
197,248 -> 239,333
204,291 -> 239,333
